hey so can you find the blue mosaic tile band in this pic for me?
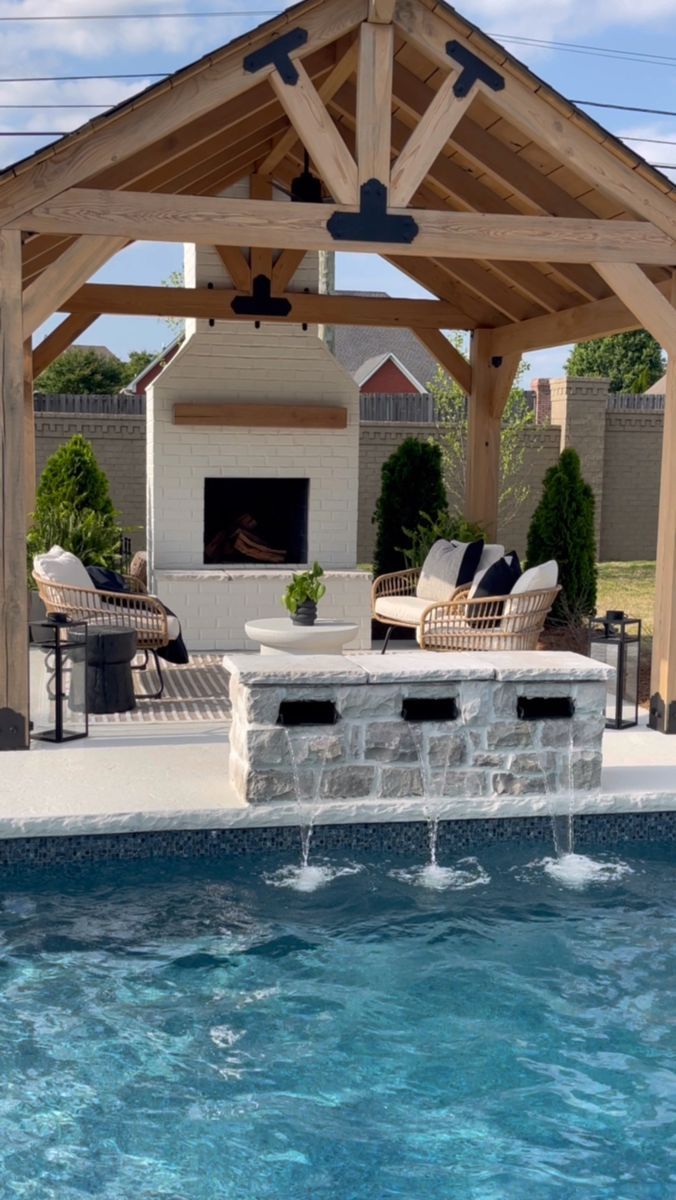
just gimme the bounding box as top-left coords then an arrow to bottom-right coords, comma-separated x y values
0,811 -> 674,870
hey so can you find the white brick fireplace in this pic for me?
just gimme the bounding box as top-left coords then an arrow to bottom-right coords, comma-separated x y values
147,197 -> 371,651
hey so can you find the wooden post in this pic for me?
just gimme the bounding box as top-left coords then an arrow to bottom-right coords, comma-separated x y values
465,330 -> 520,541
0,229 -> 29,750
23,338 -> 35,519
650,272 -> 676,733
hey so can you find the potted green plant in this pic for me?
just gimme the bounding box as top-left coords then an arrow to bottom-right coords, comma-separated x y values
282,562 -> 326,626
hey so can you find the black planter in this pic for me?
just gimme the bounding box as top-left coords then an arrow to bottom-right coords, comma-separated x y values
292,600 -> 317,626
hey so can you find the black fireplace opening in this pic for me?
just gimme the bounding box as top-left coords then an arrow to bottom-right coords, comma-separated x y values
204,477 -> 309,565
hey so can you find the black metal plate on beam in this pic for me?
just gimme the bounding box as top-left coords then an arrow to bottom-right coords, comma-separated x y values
649,692 -> 676,734
243,27 -> 308,86
327,179 -> 419,246
0,707 -> 28,750
231,275 -> 293,318
446,41 -> 505,98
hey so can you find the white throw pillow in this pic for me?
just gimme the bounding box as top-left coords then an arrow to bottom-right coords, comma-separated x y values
510,560 -> 558,595
33,545 -> 92,591
416,539 -> 482,602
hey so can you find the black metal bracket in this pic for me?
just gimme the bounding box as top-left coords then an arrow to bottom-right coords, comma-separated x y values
446,41 -> 505,98
0,707 -> 27,750
649,692 -> 676,735
231,274 -> 293,319
243,28 -> 308,86
327,179 -> 419,245
491,355 -> 504,368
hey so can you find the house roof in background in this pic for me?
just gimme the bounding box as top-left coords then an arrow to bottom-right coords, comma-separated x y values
333,324 -> 439,393
353,353 -> 427,392
73,344 -> 118,361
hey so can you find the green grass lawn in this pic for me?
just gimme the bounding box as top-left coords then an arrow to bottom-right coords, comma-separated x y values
596,561 -> 656,634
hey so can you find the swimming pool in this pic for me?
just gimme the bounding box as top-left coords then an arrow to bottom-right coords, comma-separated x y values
1,839 -> 674,1199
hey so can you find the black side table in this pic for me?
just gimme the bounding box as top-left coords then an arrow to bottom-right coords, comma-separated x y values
87,627 -> 138,714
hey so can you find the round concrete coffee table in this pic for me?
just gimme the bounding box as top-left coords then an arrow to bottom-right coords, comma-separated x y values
245,618 -> 359,655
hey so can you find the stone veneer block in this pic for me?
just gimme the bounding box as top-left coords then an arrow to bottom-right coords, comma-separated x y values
227,651 -> 614,806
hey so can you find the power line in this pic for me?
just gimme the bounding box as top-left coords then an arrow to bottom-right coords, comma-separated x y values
571,100 -> 676,118
0,8 -> 283,18
0,74 -> 168,81
493,32 -> 676,69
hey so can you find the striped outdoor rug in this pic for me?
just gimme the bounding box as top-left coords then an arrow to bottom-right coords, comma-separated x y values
90,654 -> 231,724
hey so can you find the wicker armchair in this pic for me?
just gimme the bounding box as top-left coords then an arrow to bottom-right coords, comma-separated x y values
33,570 -> 172,697
372,567 -> 560,653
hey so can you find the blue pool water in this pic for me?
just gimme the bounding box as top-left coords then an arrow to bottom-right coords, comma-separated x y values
0,841 -> 675,1199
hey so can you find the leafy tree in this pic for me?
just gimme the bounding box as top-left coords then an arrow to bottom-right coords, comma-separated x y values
427,336 -> 534,527
28,435 -> 121,573
526,448 -> 597,626
565,331 -> 664,394
120,349 -> 156,385
162,268 -> 186,337
373,438 -> 447,577
35,347 -> 129,395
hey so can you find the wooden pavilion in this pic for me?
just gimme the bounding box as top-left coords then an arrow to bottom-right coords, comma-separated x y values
1,0 -> 675,748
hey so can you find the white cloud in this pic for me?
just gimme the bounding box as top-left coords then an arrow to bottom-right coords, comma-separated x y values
464,0 -> 676,38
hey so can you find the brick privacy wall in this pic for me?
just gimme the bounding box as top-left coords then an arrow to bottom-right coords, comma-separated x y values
35,402 -> 146,551
600,411 -> 664,561
357,422 -> 561,564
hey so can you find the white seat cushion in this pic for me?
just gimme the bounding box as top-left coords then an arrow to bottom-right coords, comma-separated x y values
510,560 -> 558,595
375,595 -> 431,625
33,545 -> 92,591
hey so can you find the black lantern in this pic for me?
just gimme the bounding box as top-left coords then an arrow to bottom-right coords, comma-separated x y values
29,615 -> 89,743
588,610 -> 641,729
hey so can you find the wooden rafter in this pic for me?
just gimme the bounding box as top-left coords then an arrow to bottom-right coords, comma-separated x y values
33,313 -> 100,377
390,74 -> 474,208
22,235 -> 127,337
17,191 -> 676,264
214,245 -> 251,292
356,21 -> 393,189
268,59 -> 358,204
62,281 -> 481,330
411,327 -> 472,394
592,263 -> 676,359
250,175 -> 273,280
259,40 -> 359,177
394,2 -> 676,242
367,0 -> 395,20
272,249 -> 306,292
0,0 -> 367,227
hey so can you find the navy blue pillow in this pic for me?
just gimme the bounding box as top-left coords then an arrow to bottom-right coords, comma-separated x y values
455,539 -> 485,588
472,552 -> 521,600
86,566 -> 129,593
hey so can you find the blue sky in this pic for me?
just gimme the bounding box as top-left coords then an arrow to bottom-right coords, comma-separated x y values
4,0 -> 676,382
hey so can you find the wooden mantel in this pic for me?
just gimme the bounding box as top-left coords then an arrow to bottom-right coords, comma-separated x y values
173,402 -> 349,429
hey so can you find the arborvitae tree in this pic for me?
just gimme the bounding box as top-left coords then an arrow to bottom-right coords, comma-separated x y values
526,448 -> 597,625
28,435 -> 121,569
373,438 -> 447,577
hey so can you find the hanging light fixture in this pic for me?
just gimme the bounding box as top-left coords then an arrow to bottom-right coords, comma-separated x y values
291,151 -> 323,204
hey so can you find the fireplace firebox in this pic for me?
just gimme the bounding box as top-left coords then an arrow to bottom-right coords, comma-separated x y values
204,478 -> 309,565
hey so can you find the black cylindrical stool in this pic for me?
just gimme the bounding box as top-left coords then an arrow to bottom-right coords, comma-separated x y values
87,627 -> 138,714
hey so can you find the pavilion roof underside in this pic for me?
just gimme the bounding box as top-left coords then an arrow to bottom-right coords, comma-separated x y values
12,0 -> 676,331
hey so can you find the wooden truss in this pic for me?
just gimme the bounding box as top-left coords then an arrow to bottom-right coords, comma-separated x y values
2,0 -> 676,745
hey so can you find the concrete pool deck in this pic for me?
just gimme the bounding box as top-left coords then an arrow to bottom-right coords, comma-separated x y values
0,712 -> 674,840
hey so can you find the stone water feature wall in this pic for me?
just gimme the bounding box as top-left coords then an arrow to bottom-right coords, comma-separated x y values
225,652 -> 612,807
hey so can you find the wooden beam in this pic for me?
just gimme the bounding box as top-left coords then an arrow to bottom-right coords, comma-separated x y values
64,281 -> 478,329
32,312 -> 100,377
18,190 -> 676,264
23,339 -> 35,519
268,60 -> 359,204
214,245 -> 251,292
465,330 -> 520,540
393,2 -> 676,243
593,263 -> 676,360
22,235 -> 127,337
489,281 -> 673,356
368,0 -> 395,19
249,175 -> 273,281
271,249 -> 306,293
174,402 -> 348,429
0,228 -> 28,749
357,21 -> 393,189
411,327 -> 472,394
650,271 -> 676,732
259,41 -> 359,177
390,75 -> 473,208
0,0 -> 368,227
